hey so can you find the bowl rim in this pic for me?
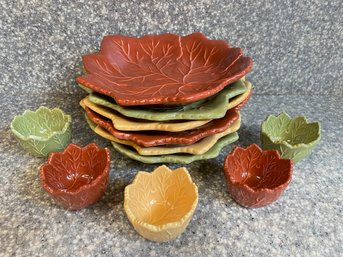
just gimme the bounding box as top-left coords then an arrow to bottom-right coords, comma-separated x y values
124,165 -> 198,232
76,32 -> 253,106
224,144 -> 293,193
40,143 -> 110,196
261,112 -> 321,149
10,106 -> 72,142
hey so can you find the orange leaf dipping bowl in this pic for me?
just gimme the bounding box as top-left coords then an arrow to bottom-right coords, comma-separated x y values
40,143 -> 110,210
224,144 -> 293,208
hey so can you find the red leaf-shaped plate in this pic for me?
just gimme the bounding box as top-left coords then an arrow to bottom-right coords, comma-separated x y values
85,106 -> 240,147
76,32 -> 253,106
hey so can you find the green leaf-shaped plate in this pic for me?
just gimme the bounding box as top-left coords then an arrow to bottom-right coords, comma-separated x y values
86,116 -> 238,164
10,106 -> 72,157
87,80 -> 251,121
261,112 -> 321,162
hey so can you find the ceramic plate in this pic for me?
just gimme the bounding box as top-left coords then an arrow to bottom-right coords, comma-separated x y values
87,115 -> 238,163
227,81 -> 252,110
109,132 -> 239,164
80,98 -> 210,132
88,80 -> 251,121
85,105 -> 240,147
87,115 -> 240,155
76,32 -> 252,106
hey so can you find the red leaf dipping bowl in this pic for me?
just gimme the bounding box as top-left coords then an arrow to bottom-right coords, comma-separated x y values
40,143 -> 110,210
76,32 -> 253,106
223,144 -> 293,208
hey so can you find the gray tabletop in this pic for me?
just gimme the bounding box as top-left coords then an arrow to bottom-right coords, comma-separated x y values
0,1 -> 342,257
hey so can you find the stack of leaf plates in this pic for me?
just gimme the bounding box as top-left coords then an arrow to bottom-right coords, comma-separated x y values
77,33 -> 253,164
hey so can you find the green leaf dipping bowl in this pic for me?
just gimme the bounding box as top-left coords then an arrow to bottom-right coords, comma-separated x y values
10,106 -> 72,157
261,112 -> 321,162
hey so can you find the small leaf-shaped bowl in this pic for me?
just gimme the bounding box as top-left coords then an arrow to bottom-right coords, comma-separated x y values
10,106 -> 72,157
124,165 -> 198,242
224,144 -> 293,208
40,143 -> 110,210
261,112 -> 321,162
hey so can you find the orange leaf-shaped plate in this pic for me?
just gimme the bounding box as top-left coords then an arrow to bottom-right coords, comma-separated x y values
84,105 -> 240,147
76,32 -> 253,106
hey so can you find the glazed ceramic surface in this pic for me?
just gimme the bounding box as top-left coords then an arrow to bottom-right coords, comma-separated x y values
87,115 -> 238,163
88,115 -> 240,155
124,165 -> 198,242
76,32 -> 253,106
228,81 -> 252,110
81,98 -> 210,132
88,79 -> 249,121
224,144 -> 293,208
85,107 -> 240,147
40,143 -> 110,210
10,106 -> 71,157
261,112 -> 321,162
110,132 -> 239,164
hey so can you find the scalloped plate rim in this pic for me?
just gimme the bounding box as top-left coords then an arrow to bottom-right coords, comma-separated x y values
87,79 -> 251,121
76,32 -> 253,106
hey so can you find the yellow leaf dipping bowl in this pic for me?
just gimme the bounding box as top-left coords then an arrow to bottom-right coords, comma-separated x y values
124,165 -> 198,242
